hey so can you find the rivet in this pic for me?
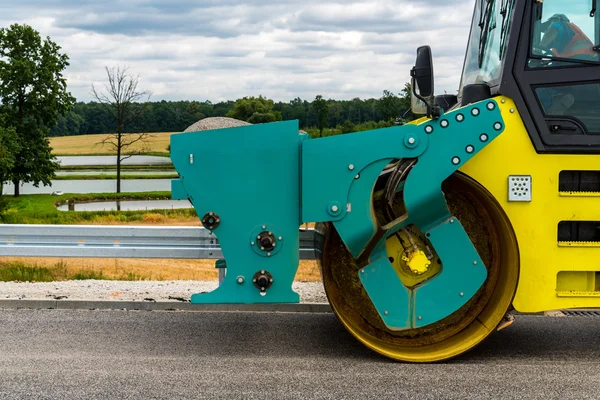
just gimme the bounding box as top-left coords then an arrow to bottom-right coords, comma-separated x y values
510,108 -> 515,113
355,174 -> 360,180
450,219 -> 455,223
480,134 -> 489,142
260,247 -> 265,250
278,236 -> 283,241
253,278 -> 257,283
473,261 -> 478,265
257,235 -> 261,239
262,225 -> 266,229
460,292 -> 464,297
251,242 -> 255,246
471,108 -> 480,116
501,99 -> 506,103
384,311 -> 389,315
452,157 -> 460,165
361,269 -> 365,274
418,316 -> 422,320
260,292 -> 266,296
466,145 -> 474,154
267,252 -> 271,257
348,164 -> 355,171
425,125 -> 434,134
261,270 -> 265,274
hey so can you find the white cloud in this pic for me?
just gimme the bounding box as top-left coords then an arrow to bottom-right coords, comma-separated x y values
0,0 -> 475,102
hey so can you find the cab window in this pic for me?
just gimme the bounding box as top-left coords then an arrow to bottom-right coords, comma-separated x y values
530,0 -> 599,66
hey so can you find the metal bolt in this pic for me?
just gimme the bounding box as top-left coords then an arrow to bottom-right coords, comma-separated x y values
251,242 -> 255,246
466,145 -> 474,154
361,269 -> 365,274
501,99 -> 506,103
450,219 -> 455,223
237,276 -> 245,284
384,311 -> 389,315
408,137 -> 416,145
189,154 -> 194,164
269,278 -> 273,283
425,125 -> 434,134
272,242 -> 276,247
253,278 -> 257,283
267,252 -> 271,257
473,261 -> 478,265
261,270 -> 265,274
331,205 -> 339,213
278,236 -> 283,241
260,246 -> 265,250
441,120 -> 449,128
262,225 -> 266,229
355,174 -> 360,180
348,164 -> 355,171
460,292 -> 464,297
257,235 -> 261,239
510,108 -> 515,113
480,134 -> 489,142
471,108 -> 480,116
456,114 -> 464,122
418,316 -> 422,320
487,102 -> 496,110
260,292 -> 266,297
494,122 -> 503,130
452,157 -> 460,165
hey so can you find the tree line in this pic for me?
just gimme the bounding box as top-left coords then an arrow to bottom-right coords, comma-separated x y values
50,87 -> 413,138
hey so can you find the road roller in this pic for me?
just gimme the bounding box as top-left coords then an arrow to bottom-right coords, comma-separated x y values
168,0 -> 600,362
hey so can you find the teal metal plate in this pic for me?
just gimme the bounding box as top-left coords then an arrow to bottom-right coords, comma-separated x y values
358,256 -> 412,330
414,218 -> 487,328
170,120 -> 303,304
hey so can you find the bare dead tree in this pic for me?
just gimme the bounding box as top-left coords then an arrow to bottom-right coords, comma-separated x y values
91,66 -> 152,193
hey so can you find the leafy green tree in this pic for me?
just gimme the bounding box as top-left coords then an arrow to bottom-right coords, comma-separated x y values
0,23 -> 75,196
377,90 -> 402,121
312,95 -> 329,137
226,95 -> 282,123
0,125 -> 19,198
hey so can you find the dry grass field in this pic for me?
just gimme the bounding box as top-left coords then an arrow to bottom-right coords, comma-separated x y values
50,132 -> 176,155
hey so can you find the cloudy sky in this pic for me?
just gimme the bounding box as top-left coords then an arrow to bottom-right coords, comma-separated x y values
0,0 -> 475,103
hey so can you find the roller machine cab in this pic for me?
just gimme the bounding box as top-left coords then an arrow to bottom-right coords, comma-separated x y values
169,0 -> 600,362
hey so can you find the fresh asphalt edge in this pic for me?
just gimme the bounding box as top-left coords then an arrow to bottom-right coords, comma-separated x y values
0,299 -> 333,313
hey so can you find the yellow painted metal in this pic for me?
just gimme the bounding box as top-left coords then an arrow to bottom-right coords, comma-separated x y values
403,250 -> 431,275
559,242 -> 600,247
460,96 -> 600,312
386,232 -> 441,288
559,192 -> 600,197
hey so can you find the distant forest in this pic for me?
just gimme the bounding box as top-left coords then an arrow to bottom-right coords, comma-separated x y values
49,85 -> 413,137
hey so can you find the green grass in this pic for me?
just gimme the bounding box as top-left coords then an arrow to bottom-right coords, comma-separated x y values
0,261 -> 155,282
0,191 -> 197,225
54,174 -> 179,181
0,264 -> 56,282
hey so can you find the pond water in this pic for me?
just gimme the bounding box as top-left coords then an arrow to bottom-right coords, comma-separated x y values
55,170 -> 177,176
2,179 -> 172,195
56,156 -> 172,167
57,199 -> 193,212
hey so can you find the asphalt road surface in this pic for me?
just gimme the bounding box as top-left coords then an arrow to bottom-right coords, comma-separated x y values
0,310 -> 598,400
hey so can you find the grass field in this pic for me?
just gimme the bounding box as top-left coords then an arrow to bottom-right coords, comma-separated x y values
50,132 -> 176,156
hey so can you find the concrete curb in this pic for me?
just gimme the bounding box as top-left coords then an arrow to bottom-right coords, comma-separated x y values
0,299 -> 332,313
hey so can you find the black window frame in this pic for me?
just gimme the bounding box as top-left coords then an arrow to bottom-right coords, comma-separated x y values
497,0 -> 600,154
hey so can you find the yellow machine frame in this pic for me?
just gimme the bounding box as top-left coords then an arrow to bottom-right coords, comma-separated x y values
461,96 -> 600,313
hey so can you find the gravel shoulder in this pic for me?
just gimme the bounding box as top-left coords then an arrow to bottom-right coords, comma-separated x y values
0,280 -> 327,303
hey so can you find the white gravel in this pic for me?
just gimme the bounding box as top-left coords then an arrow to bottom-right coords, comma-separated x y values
184,117 -> 251,132
0,280 -> 327,303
